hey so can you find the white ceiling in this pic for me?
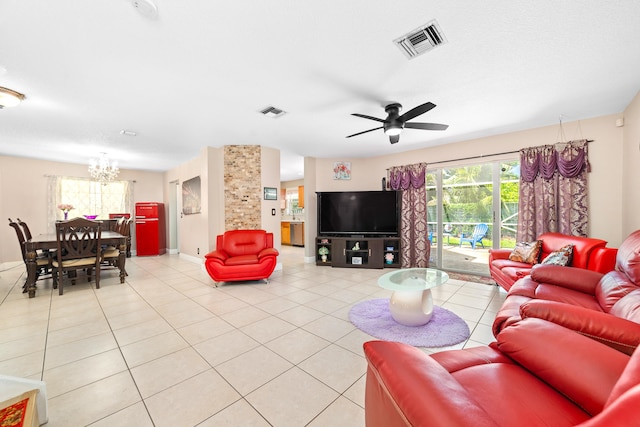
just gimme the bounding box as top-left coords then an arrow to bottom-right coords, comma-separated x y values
1,1 -> 639,181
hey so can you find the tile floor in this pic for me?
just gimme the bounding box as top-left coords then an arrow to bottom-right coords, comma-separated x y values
0,246 -> 506,426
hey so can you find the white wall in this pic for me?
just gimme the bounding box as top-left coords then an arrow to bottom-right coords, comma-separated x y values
622,91 -> 640,236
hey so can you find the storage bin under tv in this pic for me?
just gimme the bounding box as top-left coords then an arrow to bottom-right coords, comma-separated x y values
315,236 -> 400,269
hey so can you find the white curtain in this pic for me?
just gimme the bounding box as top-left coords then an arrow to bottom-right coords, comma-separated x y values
47,176 -> 133,232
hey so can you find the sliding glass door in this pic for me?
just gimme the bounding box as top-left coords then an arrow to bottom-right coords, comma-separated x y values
426,159 -> 519,276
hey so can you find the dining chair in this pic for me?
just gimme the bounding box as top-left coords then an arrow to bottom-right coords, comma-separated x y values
101,218 -> 130,275
16,218 -> 33,240
8,218 -> 52,292
52,217 -> 102,295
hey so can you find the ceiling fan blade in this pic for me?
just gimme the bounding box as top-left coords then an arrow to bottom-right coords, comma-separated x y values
404,122 -> 449,131
389,135 -> 400,144
346,126 -> 383,138
398,102 -> 436,122
352,113 -> 385,123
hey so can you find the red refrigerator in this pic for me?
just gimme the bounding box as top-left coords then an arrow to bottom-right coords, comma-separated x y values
135,202 -> 166,256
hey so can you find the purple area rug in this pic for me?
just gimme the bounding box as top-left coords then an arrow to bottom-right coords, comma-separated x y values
349,298 -> 470,347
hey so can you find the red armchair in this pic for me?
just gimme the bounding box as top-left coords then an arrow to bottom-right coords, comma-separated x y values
204,230 -> 279,284
363,318 -> 640,427
489,232 -> 617,291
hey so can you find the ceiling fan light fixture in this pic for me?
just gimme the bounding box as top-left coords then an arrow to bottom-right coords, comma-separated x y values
384,126 -> 402,136
0,86 -> 25,108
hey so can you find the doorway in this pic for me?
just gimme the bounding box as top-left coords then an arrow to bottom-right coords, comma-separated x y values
426,159 -> 519,276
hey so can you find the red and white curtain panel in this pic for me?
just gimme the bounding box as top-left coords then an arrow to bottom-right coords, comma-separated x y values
518,139 -> 590,241
389,162 -> 429,268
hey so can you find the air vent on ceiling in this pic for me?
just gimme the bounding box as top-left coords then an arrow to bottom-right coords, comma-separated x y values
260,106 -> 286,118
394,20 -> 447,59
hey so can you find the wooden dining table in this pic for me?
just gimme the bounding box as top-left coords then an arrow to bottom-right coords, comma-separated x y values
24,231 -> 127,298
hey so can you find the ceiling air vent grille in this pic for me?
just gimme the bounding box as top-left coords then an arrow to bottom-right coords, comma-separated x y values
394,20 -> 447,59
260,106 -> 286,118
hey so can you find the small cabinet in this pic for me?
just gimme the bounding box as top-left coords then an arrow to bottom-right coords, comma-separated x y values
281,222 -> 291,245
298,186 -> 305,208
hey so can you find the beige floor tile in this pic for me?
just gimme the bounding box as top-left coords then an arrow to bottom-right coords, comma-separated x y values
44,349 -> 128,398
240,316 -> 297,344
120,330 -> 189,368
194,329 -> 260,367
111,317 -> 173,347
0,350 -> 44,378
44,332 -> 118,370
276,305 -> 325,327
45,320 -> 111,348
265,328 -> 330,365
220,305 -> 271,328
89,401 -> 154,426
216,346 -> 292,395
130,347 -> 211,398
302,315 -> 355,342
198,399 -> 271,426
343,374 -> 367,408
307,395 -> 365,426
47,371 -> 141,426
176,316 -> 236,345
144,369 -> 241,427
298,344 -> 367,393
106,307 -> 163,330
246,367 -> 339,426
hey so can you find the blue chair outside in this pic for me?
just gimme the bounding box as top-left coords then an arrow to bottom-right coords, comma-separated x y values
459,223 -> 489,249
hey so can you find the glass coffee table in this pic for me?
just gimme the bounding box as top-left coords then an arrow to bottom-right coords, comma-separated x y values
378,268 -> 449,326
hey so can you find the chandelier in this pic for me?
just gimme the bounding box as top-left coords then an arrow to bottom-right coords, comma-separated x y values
88,153 -> 119,184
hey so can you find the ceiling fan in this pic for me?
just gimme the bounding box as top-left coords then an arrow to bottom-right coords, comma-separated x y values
346,101 -> 448,144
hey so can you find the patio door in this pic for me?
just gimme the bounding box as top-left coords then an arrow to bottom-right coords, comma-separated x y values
426,160 -> 519,276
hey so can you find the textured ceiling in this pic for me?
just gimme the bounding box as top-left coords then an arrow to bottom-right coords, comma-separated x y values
1,1 -> 639,181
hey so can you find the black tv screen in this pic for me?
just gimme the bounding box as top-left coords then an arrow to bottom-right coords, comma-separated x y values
317,191 -> 400,236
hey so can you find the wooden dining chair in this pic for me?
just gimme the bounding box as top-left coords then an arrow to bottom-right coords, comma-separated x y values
16,218 -> 33,240
53,217 -> 102,295
8,218 -> 52,292
101,218 -> 130,275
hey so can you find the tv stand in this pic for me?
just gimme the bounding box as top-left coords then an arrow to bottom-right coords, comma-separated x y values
315,236 -> 400,269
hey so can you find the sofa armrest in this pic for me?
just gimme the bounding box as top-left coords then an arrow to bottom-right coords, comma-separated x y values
530,264 -> 603,294
520,300 -> 640,355
204,249 -> 229,262
588,247 -> 618,274
489,248 -> 512,262
497,318 -> 629,416
257,247 -> 279,259
363,341 -> 498,427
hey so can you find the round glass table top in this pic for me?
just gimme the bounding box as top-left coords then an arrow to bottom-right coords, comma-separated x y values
378,268 -> 449,291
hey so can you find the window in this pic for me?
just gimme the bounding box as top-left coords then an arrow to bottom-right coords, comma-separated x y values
50,176 -> 133,224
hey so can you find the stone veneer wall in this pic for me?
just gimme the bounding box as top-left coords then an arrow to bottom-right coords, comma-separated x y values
224,145 -> 261,230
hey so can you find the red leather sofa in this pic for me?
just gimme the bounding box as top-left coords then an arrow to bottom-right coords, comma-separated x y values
489,232 -> 617,291
363,317 -> 640,427
204,230 -> 279,283
492,230 -> 640,354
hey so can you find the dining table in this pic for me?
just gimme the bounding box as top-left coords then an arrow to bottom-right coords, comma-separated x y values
23,230 -> 127,298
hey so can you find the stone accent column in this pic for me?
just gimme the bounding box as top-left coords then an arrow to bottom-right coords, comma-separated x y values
224,145 -> 262,230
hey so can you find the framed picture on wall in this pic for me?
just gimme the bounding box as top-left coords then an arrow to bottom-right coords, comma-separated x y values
264,187 -> 277,200
333,161 -> 351,180
182,176 -> 201,215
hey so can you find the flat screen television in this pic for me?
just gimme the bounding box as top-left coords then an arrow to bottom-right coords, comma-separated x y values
317,191 -> 401,237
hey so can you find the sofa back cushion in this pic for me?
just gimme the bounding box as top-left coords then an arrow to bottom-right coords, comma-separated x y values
609,289 -> 640,324
596,271 -> 640,313
616,229 -> 640,284
538,232 -> 607,269
221,230 -> 269,257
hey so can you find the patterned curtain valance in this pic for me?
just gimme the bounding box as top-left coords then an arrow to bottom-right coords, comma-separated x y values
520,139 -> 590,183
389,162 -> 427,190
